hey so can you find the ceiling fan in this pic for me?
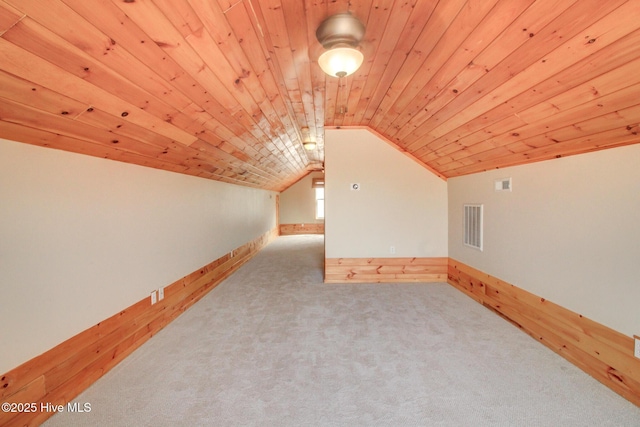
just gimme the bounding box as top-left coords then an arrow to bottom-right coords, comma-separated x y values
316,13 -> 366,78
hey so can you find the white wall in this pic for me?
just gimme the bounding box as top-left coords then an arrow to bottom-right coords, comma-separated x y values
279,171 -> 324,224
448,144 -> 640,337
325,129 -> 448,258
0,138 -> 276,374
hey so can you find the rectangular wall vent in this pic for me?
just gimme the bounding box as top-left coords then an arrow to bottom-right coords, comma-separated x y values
464,204 -> 483,251
495,177 -> 512,192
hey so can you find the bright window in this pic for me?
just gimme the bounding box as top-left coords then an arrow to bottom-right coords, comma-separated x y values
315,188 -> 324,219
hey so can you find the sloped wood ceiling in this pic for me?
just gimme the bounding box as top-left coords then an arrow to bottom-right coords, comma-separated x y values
1,0 -> 639,191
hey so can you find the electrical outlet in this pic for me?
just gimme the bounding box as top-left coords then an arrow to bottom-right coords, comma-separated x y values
150,290 -> 157,305
634,336 -> 640,359
390,246 -> 396,254
158,287 -> 164,301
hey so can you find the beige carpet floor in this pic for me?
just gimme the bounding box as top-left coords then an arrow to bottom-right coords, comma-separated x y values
45,235 -> 640,426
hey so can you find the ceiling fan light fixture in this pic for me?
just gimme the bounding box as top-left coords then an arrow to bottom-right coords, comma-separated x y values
316,13 -> 365,78
318,46 -> 364,78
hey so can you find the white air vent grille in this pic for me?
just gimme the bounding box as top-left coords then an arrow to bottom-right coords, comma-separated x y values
495,177 -> 512,192
464,204 -> 483,251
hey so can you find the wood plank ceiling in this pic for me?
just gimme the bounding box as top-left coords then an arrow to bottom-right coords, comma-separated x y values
1,0 -> 639,191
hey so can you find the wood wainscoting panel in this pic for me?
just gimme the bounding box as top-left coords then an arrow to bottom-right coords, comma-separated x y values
325,257 -> 448,283
0,228 -> 278,427
448,258 -> 640,407
280,223 -> 324,235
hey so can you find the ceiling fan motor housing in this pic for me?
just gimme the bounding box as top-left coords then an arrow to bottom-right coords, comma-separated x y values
316,13 -> 365,49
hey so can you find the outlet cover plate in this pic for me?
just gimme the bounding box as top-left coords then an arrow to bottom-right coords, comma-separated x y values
158,287 -> 164,301
634,336 -> 640,359
151,290 -> 157,305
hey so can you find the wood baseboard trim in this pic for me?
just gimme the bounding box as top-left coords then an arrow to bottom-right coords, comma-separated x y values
0,228 -> 277,427
447,258 -> 640,407
324,257 -> 448,283
280,223 -> 324,235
